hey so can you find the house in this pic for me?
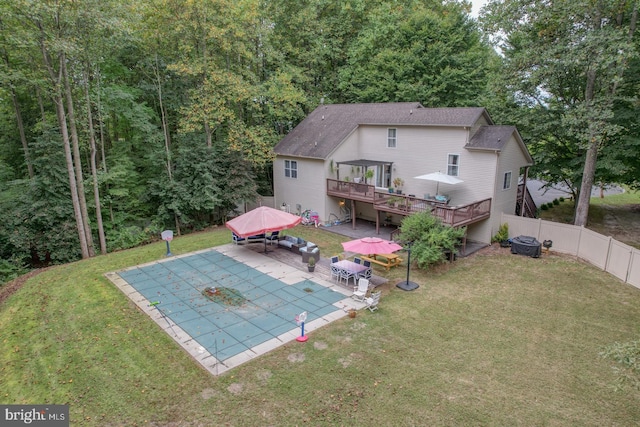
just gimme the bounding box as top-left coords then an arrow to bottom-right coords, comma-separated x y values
272,102 -> 534,246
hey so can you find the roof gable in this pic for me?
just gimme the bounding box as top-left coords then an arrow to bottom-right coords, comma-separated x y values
466,126 -> 534,165
274,102 -> 490,159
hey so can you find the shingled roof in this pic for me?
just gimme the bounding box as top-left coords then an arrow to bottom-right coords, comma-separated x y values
274,103 -> 491,159
466,125 -> 534,164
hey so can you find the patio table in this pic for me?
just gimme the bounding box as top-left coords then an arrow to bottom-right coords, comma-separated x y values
332,260 -> 370,287
362,253 -> 402,271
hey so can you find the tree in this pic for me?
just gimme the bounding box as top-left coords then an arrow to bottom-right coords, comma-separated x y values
482,0 -> 638,226
338,0 -> 492,106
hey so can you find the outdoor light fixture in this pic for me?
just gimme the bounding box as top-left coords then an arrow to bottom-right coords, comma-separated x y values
396,241 -> 419,291
339,200 -> 345,207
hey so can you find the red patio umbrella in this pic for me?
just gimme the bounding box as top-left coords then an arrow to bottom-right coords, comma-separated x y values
341,237 -> 403,255
225,206 -> 302,252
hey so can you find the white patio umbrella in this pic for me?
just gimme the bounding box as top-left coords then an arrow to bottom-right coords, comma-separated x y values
414,171 -> 463,195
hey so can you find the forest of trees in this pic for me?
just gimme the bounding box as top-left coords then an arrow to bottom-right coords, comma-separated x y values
0,0 -> 638,281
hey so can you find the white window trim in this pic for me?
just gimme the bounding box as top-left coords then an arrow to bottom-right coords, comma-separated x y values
447,153 -> 460,177
387,128 -> 397,148
284,160 -> 298,179
503,171 -> 512,190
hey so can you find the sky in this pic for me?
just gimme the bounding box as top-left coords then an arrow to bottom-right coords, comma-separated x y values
471,0 -> 488,17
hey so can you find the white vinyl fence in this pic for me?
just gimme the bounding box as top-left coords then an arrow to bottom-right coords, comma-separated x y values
502,213 -> 640,289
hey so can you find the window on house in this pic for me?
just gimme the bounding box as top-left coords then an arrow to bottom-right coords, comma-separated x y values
284,160 -> 297,178
387,128 -> 397,148
503,171 -> 512,190
447,154 -> 459,176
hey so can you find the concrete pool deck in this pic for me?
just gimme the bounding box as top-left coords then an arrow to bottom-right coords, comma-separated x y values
105,244 -> 366,376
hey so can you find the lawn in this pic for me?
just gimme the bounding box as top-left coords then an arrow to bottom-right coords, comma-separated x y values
2,224 -> 640,426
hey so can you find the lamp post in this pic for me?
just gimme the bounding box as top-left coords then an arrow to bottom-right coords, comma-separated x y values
396,241 -> 419,291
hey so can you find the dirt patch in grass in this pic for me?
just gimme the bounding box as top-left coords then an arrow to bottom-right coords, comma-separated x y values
589,203 -> 640,247
541,199 -> 640,248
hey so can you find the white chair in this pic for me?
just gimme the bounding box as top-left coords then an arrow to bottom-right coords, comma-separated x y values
359,260 -> 372,280
352,278 -> 369,301
330,256 -> 340,282
364,291 -> 381,312
339,268 -> 356,287
330,264 -> 341,283
354,257 -> 362,264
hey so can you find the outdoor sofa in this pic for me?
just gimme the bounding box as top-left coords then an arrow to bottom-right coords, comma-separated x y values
277,235 -> 306,253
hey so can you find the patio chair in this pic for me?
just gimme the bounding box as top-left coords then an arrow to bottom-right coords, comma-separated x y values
359,266 -> 372,280
330,264 -> 341,282
330,256 -> 339,263
232,232 -> 246,245
266,230 -> 280,245
364,291 -> 381,312
339,268 -> 356,287
352,278 -> 369,301
354,257 -> 362,264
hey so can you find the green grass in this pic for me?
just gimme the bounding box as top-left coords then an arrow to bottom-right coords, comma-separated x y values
2,226 -> 640,425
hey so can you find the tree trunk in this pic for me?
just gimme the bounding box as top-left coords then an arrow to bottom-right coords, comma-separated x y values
9,87 -> 34,179
37,25 -> 90,259
37,33 -> 88,260
153,54 -> 180,233
1,49 -> 34,179
574,66 -> 598,227
574,4 -> 637,226
62,56 -> 95,256
83,67 -> 107,254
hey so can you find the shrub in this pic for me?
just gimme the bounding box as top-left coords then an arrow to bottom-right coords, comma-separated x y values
397,211 -> 465,269
559,196 -> 565,202
553,199 -> 560,205
491,223 -> 509,243
541,204 -> 549,210
0,258 -> 28,286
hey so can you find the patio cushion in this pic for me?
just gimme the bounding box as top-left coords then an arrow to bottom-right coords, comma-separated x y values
278,235 -> 306,251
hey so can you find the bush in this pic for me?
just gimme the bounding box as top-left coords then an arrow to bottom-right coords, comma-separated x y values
107,225 -> 154,251
553,198 -> 560,205
541,204 -> 549,210
397,211 -> 465,269
491,223 -> 509,243
0,258 -> 28,286
559,196 -> 565,202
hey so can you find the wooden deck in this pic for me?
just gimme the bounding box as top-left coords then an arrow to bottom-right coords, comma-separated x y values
326,179 -> 491,228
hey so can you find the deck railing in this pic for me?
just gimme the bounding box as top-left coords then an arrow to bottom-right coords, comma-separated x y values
326,179 -> 491,228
